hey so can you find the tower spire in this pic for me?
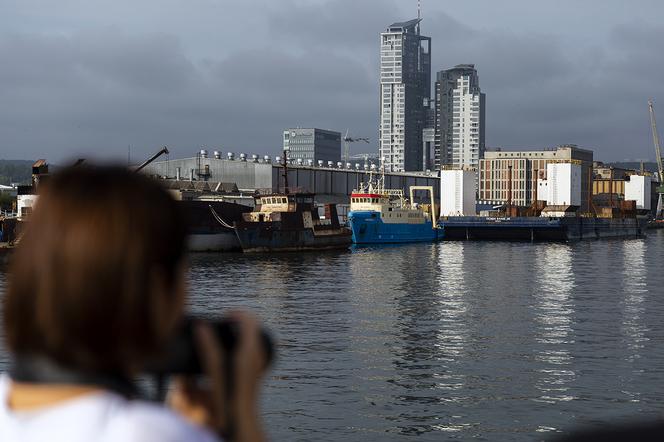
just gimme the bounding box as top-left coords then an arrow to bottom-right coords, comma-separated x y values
418,0 -> 421,19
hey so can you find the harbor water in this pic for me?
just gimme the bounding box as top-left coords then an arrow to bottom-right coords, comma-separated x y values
2,231 -> 664,440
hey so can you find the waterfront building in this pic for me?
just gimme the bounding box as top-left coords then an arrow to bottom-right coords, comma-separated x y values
593,162 -> 633,180
478,145 -> 593,211
379,19 -> 431,172
141,152 -> 439,204
440,167 -> 476,216
434,64 -> 485,169
537,162 -> 583,207
625,175 -> 652,211
283,128 -> 341,163
591,164 -> 659,215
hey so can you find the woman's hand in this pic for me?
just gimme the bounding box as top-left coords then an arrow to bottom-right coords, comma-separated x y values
167,312 -> 267,441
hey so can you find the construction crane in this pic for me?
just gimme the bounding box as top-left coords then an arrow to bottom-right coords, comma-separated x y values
343,129 -> 369,165
648,99 -> 664,218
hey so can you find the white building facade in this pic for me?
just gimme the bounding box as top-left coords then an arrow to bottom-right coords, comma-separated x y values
625,174 -> 652,211
547,162 -> 582,207
379,19 -> 431,172
440,168 -> 476,216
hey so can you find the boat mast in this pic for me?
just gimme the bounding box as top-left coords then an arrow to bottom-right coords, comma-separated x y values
282,148 -> 290,194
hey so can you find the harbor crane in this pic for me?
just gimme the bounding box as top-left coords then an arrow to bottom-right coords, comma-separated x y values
135,146 -> 169,173
648,99 -> 664,218
343,129 -> 369,165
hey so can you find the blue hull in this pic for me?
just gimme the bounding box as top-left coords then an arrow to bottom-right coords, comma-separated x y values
348,211 -> 443,244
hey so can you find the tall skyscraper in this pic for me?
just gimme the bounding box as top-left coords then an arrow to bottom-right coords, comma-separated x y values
434,64 -> 485,169
379,19 -> 431,172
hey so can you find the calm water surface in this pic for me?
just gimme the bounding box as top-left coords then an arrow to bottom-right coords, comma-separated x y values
2,232 -> 664,440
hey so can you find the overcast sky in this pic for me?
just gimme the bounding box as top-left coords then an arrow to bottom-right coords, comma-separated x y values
1,0 -> 663,163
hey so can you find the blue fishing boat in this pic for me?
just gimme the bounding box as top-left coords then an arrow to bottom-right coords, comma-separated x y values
348,174 -> 443,244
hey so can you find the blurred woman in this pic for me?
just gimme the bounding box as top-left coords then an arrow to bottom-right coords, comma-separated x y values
0,166 -> 266,441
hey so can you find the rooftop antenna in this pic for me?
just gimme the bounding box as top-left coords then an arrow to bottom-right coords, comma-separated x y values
418,0 -> 421,19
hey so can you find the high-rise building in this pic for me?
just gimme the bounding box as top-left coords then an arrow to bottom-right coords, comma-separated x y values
283,128 -> 341,163
434,64 -> 485,169
379,19 -> 431,172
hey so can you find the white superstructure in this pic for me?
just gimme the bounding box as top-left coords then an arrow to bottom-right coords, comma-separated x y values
440,168 -> 476,216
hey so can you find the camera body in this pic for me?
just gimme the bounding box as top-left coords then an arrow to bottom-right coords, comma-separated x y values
144,316 -> 274,376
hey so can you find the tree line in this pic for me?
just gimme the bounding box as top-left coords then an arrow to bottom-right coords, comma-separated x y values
0,160 -> 33,186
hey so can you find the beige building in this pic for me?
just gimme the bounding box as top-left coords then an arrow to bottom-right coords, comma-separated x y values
478,145 -> 594,211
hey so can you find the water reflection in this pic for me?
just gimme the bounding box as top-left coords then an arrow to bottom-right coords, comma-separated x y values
389,244 -> 445,435
533,244 -> 576,403
620,240 -> 648,355
431,242 -> 472,432
434,242 -> 469,372
380,243 -> 475,436
619,240 -> 649,403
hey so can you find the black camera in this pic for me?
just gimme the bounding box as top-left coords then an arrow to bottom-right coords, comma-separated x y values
144,316 -> 275,376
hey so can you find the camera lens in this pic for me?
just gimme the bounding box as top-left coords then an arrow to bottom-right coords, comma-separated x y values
143,316 -> 274,376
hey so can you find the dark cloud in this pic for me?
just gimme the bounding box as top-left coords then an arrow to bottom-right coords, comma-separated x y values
266,0 -> 400,54
1,1 -> 663,162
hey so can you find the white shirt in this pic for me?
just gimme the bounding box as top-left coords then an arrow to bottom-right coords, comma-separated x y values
0,374 -> 220,442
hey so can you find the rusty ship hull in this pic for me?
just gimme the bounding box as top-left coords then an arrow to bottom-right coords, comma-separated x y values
179,200 -> 252,252
234,223 -> 352,252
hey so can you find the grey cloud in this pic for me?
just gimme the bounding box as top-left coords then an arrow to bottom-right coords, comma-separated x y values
266,0 -> 401,54
1,1 -> 664,163
0,26 -> 378,161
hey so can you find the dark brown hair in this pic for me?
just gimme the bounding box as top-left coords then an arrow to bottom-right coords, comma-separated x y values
3,166 -> 187,373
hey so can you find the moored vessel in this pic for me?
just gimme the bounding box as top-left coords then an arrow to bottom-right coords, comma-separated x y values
232,191 -> 352,252
223,149 -> 350,252
439,215 -> 648,241
348,173 -> 443,244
